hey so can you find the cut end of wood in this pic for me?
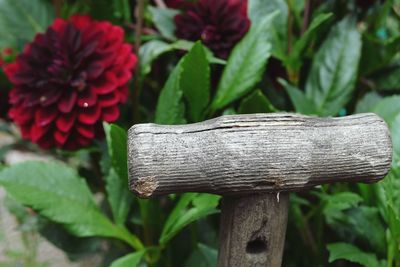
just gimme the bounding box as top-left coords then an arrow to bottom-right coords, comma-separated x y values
129,176 -> 158,198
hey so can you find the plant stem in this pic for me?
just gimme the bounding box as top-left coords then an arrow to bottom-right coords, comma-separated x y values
301,0 -> 311,35
286,0 -> 294,54
52,0 -> 62,18
132,0 -> 146,123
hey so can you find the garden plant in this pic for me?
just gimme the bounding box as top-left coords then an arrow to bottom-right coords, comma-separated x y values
0,0 -> 399,266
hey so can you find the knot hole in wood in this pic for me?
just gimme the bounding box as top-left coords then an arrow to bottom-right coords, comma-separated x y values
246,236 -> 268,255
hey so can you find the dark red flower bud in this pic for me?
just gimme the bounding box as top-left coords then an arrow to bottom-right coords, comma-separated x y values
174,0 -> 250,59
5,15 -> 137,150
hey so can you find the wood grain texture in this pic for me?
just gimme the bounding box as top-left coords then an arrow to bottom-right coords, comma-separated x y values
128,113 -> 392,197
218,194 -> 288,267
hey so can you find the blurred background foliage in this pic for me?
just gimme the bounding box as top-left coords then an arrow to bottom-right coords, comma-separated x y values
0,0 -> 400,266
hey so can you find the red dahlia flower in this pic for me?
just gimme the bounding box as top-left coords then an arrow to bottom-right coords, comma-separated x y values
174,0 -> 250,59
5,15 -> 137,150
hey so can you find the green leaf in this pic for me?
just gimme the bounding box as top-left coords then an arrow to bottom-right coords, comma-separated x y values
323,193 -> 386,254
374,66 -> 400,91
279,79 -> 317,114
184,243 -> 218,267
180,42 -> 210,122
0,161 -> 142,249
287,13 -> 333,71
139,40 -> 173,76
113,0 -> 132,23
248,0 -> 288,60
104,168 -> 134,226
160,193 -> 220,245
355,92 -> 383,114
155,61 -> 186,124
305,16 -> 362,116
360,35 -> 400,76
327,243 -> 381,267
323,192 -> 363,217
110,250 -> 146,267
104,123 -> 128,181
371,96 -> 400,162
210,13 -> 276,111
171,40 -> 226,65
148,6 -> 179,40
238,89 -> 277,114
0,0 -> 55,48
155,42 -> 213,124
103,123 -> 134,225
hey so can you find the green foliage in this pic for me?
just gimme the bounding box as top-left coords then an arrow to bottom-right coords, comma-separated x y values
159,193 -> 220,245
238,89 -> 277,114
248,0 -> 287,60
374,66 -> 400,91
1,0 -> 400,266
104,123 -> 134,225
0,0 -> 54,48
110,250 -> 145,267
279,78 -> 317,114
305,16 -> 362,116
184,243 -> 218,267
286,13 -> 333,72
210,13 -> 276,111
0,161 -> 142,250
155,42 -> 211,124
139,40 -> 173,76
180,42 -> 210,122
104,123 -> 128,181
148,6 -> 179,40
327,243 -> 384,267
155,60 -> 186,124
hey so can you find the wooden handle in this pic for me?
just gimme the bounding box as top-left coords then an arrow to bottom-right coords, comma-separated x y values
218,194 -> 288,267
128,113 -> 392,197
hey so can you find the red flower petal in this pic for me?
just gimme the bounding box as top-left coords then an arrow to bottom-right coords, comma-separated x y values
91,72 -> 117,94
76,124 -> 95,139
30,123 -> 51,142
102,106 -> 120,122
86,61 -> 105,80
78,104 -> 101,124
77,90 -> 97,107
56,112 -> 76,133
51,18 -> 67,31
54,130 -> 70,145
9,107 -> 34,125
35,106 -> 58,126
39,89 -> 63,107
70,15 -> 92,30
58,91 -> 77,113
115,69 -> 132,86
98,91 -> 119,107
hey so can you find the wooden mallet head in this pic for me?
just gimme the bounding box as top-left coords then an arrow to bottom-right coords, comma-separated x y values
128,113 -> 392,267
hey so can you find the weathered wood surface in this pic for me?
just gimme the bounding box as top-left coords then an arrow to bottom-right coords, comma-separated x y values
218,193 -> 288,267
128,113 -> 392,197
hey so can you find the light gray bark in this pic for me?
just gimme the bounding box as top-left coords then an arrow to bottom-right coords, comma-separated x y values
218,193 -> 289,267
128,113 -> 392,197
